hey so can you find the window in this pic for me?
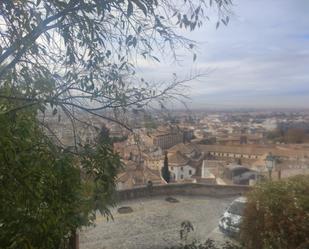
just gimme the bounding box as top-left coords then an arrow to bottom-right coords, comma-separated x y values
171,166 -> 173,170
180,174 -> 184,179
189,170 -> 192,175
181,166 -> 183,171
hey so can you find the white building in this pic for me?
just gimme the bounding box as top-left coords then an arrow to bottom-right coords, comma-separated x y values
168,151 -> 196,181
201,160 -> 226,179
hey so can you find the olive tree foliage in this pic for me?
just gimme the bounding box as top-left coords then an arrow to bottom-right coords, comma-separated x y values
0,0 -> 232,135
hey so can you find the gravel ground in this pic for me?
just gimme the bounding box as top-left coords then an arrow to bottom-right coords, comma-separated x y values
80,195 -> 235,249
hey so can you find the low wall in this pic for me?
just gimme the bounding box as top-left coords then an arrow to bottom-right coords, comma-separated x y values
116,183 -> 252,201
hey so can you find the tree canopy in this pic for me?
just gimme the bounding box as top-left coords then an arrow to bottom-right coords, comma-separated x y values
241,176 -> 309,249
0,0 -> 231,136
0,93 -> 122,248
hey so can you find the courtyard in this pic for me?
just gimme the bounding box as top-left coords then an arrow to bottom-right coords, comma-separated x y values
80,195 -> 235,249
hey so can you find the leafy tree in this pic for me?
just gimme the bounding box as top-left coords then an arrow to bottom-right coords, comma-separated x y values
162,151 -> 171,183
0,104 -> 78,249
0,0 -> 231,134
241,175 -> 309,249
0,94 -> 122,249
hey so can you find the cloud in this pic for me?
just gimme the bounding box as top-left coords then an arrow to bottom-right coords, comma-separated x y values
136,0 -> 309,108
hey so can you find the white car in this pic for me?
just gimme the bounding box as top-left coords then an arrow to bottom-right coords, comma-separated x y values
218,196 -> 247,237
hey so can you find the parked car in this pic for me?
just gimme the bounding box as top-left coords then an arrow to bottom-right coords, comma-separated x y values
218,196 -> 247,237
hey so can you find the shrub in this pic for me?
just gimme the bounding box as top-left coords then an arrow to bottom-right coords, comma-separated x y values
241,175 -> 309,249
166,221 -> 242,249
0,102 -> 121,249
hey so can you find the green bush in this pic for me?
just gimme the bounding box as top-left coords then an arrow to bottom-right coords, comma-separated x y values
166,221 -> 242,249
241,176 -> 309,249
0,99 -> 121,248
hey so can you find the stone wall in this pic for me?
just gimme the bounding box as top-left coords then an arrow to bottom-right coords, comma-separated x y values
116,183 -> 251,201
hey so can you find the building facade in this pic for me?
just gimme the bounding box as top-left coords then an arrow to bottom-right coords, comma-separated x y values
152,131 -> 183,150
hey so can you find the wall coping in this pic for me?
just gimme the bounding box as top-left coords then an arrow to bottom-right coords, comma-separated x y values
116,183 -> 252,202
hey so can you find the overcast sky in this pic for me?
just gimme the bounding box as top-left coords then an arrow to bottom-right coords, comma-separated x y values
137,0 -> 309,109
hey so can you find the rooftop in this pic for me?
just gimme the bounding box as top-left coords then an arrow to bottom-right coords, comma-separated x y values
168,151 -> 189,166
169,143 -> 201,155
198,144 -> 309,158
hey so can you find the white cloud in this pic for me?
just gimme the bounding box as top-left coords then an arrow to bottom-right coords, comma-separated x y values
135,0 -> 309,108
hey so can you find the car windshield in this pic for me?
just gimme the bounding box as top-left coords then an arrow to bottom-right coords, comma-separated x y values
228,201 -> 246,216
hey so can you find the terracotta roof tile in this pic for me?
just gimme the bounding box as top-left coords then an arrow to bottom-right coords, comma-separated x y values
168,151 -> 189,166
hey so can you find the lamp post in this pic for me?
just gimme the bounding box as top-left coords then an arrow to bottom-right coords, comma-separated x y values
265,152 -> 276,181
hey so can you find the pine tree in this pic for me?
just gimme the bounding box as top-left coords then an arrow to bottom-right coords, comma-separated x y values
161,152 -> 171,183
